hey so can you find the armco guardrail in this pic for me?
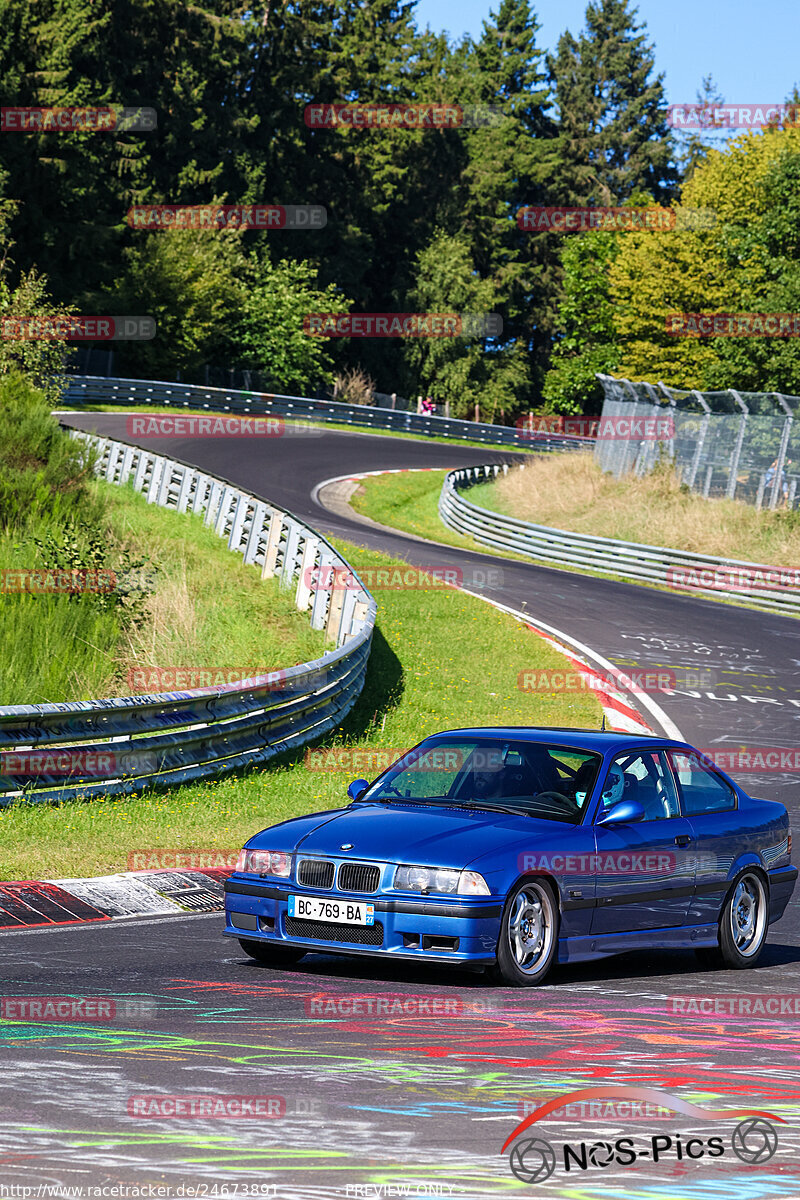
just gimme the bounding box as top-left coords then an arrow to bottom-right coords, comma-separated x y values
439,464 -> 800,616
60,374 -> 589,452
0,433 -> 376,805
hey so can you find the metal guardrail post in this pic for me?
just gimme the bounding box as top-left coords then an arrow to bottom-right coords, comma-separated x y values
687,391 -> 711,490
310,551 -> 336,631
295,535 -> 319,610
262,513 -> 283,578
769,393 -> 793,510
280,519 -> 304,588
725,390 -> 748,500
702,463 -> 713,497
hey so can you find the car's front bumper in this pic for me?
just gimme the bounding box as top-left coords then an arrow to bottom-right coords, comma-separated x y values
223,877 -> 501,965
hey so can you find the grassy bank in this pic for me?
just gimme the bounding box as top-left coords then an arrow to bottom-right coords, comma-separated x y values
0,538 -> 602,880
347,467 -> 533,559
1,372 -> 326,704
1,475 -> 326,706
473,453 -> 800,566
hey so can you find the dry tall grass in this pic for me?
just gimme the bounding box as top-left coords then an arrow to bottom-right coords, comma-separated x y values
484,453 -> 800,565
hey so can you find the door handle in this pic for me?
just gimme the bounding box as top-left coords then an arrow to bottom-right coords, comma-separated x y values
674,834 -> 692,847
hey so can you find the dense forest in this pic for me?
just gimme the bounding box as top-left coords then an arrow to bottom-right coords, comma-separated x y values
1,0 -> 798,418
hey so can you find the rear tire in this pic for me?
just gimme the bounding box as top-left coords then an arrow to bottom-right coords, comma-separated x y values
495,878 -> 559,986
238,938 -> 306,967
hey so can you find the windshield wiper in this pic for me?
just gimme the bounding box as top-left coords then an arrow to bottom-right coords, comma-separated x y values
434,799 -> 531,816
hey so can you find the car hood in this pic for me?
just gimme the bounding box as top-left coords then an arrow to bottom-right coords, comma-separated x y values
250,802 -> 576,870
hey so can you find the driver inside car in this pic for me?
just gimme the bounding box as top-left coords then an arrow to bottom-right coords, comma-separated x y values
600,767 -> 625,811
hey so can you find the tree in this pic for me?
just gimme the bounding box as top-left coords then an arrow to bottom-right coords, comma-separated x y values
705,148 -> 800,392
403,230 -> 529,419
541,230 -> 620,413
458,0 -> 560,394
547,0 -> 677,205
0,0 -> 252,306
0,174 -> 75,403
110,228 -> 247,379
674,75 -> 729,183
608,126 -> 800,390
238,255 -> 352,393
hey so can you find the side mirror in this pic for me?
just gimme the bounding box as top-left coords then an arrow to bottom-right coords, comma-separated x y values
347,778 -> 369,802
597,798 -> 645,826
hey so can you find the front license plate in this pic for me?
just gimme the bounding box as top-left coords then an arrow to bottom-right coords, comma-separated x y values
288,895 -> 375,925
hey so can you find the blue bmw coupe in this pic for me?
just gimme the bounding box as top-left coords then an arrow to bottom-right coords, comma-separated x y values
224,729 -> 797,985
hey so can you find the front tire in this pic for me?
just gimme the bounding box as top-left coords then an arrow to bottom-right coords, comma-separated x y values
495,878 -> 559,986
238,938 -> 306,967
718,871 -> 768,968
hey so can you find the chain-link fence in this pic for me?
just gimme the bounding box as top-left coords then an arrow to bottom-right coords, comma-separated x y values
595,375 -> 800,510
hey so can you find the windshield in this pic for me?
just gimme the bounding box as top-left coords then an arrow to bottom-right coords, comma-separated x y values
358,738 -> 601,825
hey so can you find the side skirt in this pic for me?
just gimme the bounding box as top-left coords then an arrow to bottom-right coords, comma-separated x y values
557,923 -> 719,963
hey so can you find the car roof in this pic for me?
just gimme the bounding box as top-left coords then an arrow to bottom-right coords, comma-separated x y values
425,726 -> 689,755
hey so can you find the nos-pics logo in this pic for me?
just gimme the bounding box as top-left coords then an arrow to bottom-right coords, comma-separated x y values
501,1086 -> 782,1184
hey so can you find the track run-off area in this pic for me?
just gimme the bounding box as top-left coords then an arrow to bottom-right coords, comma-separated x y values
1,411 -> 798,1199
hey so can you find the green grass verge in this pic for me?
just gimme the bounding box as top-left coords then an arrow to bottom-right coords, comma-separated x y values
348,468 -> 534,562
1,478 -> 325,704
0,537 -> 602,880
55,404 -> 541,455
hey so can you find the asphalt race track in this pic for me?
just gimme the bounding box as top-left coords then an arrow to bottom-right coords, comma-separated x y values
1,412 -> 796,1198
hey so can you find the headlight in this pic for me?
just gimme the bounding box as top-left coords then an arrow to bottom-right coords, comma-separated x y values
235,849 -> 292,877
393,864 -> 490,896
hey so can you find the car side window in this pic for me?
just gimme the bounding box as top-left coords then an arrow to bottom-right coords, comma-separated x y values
603,751 -> 681,821
667,751 -> 737,815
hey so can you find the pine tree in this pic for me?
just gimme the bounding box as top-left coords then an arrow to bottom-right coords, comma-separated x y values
547,0 -> 677,205
455,0 -> 554,399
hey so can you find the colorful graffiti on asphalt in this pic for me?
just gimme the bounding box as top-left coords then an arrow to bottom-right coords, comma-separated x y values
1,969 -> 799,1196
